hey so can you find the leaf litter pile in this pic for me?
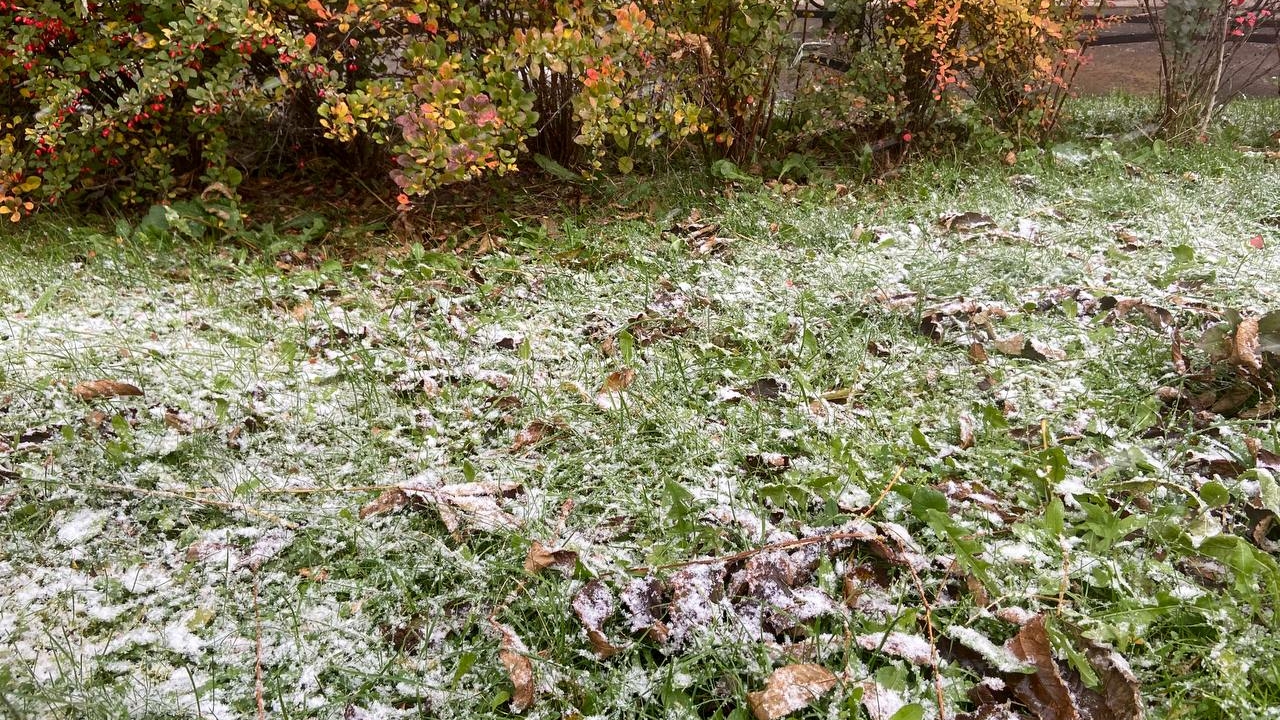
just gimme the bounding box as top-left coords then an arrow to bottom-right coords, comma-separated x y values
2,145 -> 1280,719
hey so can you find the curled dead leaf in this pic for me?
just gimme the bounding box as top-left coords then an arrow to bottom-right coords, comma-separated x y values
599,368 -> 636,394
1006,616 -> 1080,720
72,380 -> 144,401
493,624 -> 535,713
360,480 -> 523,532
511,420 -> 560,452
958,411 -> 976,449
524,541 -> 578,575
747,664 -> 837,720
1232,317 -> 1263,372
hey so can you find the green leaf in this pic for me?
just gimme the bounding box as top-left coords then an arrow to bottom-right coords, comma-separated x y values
709,158 -> 754,183
533,153 -> 581,183
1257,310 -> 1280,354
911,486 -> 948,520
1199,481 -> 1230,508
910,426 -> 932,452
1044,497 -> 1065,538
1251,468 -> 1280,517
925,509 -> 993,587
889,705 -> 924,720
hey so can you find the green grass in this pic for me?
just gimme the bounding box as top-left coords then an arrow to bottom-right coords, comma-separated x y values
2,95 -> 1279,719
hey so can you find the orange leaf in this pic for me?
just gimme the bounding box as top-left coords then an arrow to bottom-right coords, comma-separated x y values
306,0 -> 330,20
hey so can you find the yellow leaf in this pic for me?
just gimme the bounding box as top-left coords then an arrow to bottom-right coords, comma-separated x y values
18,175 -> 41,192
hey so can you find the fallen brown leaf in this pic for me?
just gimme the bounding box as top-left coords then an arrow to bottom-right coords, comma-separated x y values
524,541 -> 578,576
1006,616 -> 1081,720
599,368 -> 636,394
747,664 -> 837,720
360,480 -> 523,532
993,334 -> 1028,357
511,420 -> 559,452
494,624 -> 535,713
572,580 -> 622,658
1232,317 -> 1263,372
72,380 -> 144,401
959,411 -> 976,449
1074,635 -> 1145,720
939,211 -> 997,232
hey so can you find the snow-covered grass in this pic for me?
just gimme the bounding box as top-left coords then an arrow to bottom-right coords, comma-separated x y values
2,97 -> 1279,719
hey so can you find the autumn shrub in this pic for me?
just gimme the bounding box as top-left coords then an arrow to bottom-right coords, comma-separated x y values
0,0 -> 799,222
1142,0 -> 1280,141
789,0 -> 1101,147
962,0 -> 1105,139
885,0 -> 1103,140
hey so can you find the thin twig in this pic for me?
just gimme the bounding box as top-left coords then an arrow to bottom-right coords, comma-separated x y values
902,546 -> 947,719
254,577 -> 266,720
628,466 -> 905,575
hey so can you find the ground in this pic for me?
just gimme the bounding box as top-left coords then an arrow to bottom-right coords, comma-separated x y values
1,97 -> 1279,720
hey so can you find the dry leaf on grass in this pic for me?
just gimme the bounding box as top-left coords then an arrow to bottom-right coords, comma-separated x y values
1231,317 -> 1263,372
743,452 -> 791,475
993,334 -> 1065,361
594,368 -> 635,411
856,632 -> 934,666
511,419 -> 562,452
572,580 -> 622,658
747,664 -> 837,720
360,479 -> 523,532
1006,616 -> 1081,720
72,380 -> 144,401
524,541 -> 578,575
938,211 -> 997,232
958,411 -> 977,449
1074,636 -> 1146,720
237,528 -> 295,572
492,623 -> 535,713
599,368 -> 635,393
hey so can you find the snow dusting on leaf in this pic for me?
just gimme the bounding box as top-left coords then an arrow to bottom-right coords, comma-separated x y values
746,664 -> 837,720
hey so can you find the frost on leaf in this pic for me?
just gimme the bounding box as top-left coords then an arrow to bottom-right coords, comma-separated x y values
572,580 -> 622,658
237,528 -> 295,572
620,576 -> 669,641
360,479 -> 523,532
72,380 -> 144,401
746,664 -> 837,720
1072,635 -> 1145,720
666,562 -> 726,646
493,623 -> 535,713
855,631 -> 934,667
859,681 -> 910,720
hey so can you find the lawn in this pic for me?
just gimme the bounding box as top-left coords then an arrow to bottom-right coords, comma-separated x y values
1,96 -> 1279,720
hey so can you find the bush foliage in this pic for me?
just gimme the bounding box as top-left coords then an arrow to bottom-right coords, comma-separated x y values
1,0 -> 1103,221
